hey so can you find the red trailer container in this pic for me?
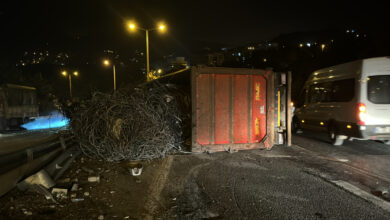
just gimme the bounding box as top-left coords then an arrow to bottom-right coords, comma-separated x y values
191,66 -> 276,152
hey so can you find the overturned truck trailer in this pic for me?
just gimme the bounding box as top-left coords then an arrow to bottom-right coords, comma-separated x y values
191,66 -> 291,152
155,66 -> 291,153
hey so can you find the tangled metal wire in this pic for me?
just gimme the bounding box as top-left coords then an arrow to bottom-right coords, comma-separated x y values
70,82 -> 190,162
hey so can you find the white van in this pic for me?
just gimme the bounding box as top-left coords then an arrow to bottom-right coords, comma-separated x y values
293,57 -> 390,146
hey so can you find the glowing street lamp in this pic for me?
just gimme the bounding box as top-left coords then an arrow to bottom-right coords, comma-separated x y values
127,20 -> 167,81
321,44 -> 326,52
103,59 -> 117,91
159,24 -> 166,31
61,70 -> 79,98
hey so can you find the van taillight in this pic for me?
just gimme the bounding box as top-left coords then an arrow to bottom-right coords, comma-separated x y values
357,103 -> 367,125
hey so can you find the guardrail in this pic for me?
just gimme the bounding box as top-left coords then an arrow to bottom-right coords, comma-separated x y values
0,133 -> 75,197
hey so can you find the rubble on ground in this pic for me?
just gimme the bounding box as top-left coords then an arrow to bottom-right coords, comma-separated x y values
0,156 -> 163,219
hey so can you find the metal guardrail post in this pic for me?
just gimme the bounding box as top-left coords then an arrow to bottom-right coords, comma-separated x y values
59,136 -> 66,150
0,134 -> 74,197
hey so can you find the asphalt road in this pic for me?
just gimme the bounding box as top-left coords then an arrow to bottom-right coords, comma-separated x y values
2,128 -> 390,219
293,130 -> 390,182
158,148 -> 390,219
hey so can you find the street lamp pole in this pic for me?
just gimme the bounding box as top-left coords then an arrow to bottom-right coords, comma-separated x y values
127,22 -> 166,80
145,29 -> 150,75
68,74 -> 72,98
113,64 -> 117,91
62,70 -> 78,98
103,59 -> 117,91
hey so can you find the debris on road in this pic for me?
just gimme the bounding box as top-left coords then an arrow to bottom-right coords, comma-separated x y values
127,161 -> 143,176
131,167 -> 143,176
88,176 -> 100,183
51,188 -> 68,195
71,198 -> 84,202
17,169 -> 55,190
70,83 -> 190,162
372,186 -> 390,200
70,183 -> 78,192
22,209 -> 32,216
0,150 -> 168,219
31,184 -> 57,202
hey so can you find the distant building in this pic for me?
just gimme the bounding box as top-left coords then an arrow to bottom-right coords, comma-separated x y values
208,52 -> 224,66
170,57 -> 188,70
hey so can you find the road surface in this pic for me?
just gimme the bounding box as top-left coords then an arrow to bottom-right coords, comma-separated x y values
293,131 -> 390,183
158,148 -> 390,219
1,129 -> 390,219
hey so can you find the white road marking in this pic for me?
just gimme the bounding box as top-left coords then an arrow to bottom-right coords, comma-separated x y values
335,158 -> 349,162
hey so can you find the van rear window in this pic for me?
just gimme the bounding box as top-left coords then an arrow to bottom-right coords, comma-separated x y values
367,75 -> 390,104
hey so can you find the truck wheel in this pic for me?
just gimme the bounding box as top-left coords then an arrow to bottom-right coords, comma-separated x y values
328,124 -> 344,146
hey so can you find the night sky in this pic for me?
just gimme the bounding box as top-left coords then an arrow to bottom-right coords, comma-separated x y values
1,0 -> 389,59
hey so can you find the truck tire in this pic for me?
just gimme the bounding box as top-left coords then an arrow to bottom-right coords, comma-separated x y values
328,123 -> 344,146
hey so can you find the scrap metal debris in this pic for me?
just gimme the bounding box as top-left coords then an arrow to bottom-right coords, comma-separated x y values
88,176 -> 100,183
17,169 -> 55,190
70,83 -> 190,162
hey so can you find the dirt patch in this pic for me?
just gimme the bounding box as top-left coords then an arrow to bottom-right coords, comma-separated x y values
0,156 -> 168,219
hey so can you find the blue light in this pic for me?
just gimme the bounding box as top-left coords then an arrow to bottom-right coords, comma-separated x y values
21,111 -> 69,130
238,52 -> 241,57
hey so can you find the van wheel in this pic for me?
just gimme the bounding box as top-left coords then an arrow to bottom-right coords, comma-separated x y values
292,117 -> 302,134
328,124 -> 344,146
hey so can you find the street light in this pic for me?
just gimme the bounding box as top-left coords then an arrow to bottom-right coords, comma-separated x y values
103,59 -> 117,91
159,24 -> 166,31
61,70 -> 79,98
321,44 -> 326,52
127,21 -> 167,81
